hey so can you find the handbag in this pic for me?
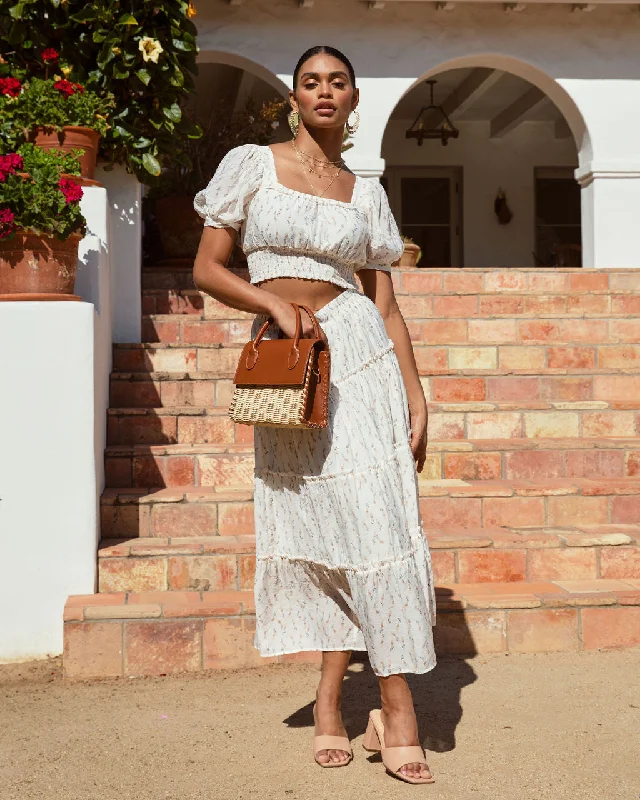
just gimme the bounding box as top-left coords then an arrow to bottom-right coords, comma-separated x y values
228,302 -> 330,429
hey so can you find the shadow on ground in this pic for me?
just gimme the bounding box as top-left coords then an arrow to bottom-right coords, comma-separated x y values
283,595 -> 478,754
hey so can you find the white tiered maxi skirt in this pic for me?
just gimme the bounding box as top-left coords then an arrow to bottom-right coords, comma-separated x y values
249,288 -> 437,676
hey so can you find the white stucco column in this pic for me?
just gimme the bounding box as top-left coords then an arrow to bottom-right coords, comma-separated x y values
566,79 -> 640,269
342,76 -> 414,179
576,163 -> 640,269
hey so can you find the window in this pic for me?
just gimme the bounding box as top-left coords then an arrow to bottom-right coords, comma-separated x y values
383,168 -> 462,267
534,168 -> 581,266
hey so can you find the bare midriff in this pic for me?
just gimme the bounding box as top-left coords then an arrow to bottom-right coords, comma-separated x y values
256,277 -> 346,314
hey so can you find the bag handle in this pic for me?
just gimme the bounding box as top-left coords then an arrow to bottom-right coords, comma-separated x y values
246,302 -> 322,370
297,304 -> 322,339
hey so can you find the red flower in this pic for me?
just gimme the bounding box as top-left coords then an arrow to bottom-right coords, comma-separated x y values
0,207 -> 16,239
0,154 -> 24,172
41,48 -> 59,63
58,177 -> 84,205
0,77 -> 22,98
53,79 -> 84,97
0,153 -> 24,182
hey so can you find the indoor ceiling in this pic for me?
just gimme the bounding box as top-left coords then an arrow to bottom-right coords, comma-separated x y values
391,67 -> 566,137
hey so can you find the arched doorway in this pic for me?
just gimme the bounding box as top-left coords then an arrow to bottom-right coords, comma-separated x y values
194,51 -> 290,143
142,52 -> 289,267
381,58 -> 590,269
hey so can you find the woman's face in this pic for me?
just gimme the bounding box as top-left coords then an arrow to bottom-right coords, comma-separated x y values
290,53 -> 358,131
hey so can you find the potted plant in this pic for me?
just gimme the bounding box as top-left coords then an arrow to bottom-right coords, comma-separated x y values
145,96 -> 286,265
0,5 -> 202,184
393,235 -> 422,268
0,75 -> 115,182
0,143 -> 86,297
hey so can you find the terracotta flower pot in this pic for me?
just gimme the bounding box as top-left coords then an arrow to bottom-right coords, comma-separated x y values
154,195 -> 205,261
0,231 -> 82,295
31,126 -> 101,180
398,242 -> 422,268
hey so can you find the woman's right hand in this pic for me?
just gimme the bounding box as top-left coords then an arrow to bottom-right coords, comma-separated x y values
269,297 -> 327,342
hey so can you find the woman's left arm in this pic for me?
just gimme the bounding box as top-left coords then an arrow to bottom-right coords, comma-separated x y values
358,268 -> 429,472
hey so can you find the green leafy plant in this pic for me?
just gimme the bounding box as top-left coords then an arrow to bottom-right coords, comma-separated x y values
0,1 -> 201,183
0,143 -> 86,240
0,77 -> 115,150
147,96 -> 287,200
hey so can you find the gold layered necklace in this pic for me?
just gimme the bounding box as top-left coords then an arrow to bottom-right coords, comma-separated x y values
290,139 -> 345,198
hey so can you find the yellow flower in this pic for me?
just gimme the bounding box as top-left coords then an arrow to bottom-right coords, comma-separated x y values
61,65 -> 72,77
138,37 -> 164,64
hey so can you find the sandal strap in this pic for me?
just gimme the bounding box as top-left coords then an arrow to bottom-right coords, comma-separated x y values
313,735 -> 352,756
381,745 -> 427,774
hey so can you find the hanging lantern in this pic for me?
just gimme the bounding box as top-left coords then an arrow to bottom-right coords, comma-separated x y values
405,79 -> 460,147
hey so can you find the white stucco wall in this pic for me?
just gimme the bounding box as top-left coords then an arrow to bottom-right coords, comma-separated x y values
98,165 -> 142,343
0,188 -> 111,662
194,0 -> 640,268
383,119 -> 578,267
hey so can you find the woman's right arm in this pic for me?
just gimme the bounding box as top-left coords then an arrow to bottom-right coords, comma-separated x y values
191,144 -> 301,335
193,226 -> 280,317
193,226 -> 308,338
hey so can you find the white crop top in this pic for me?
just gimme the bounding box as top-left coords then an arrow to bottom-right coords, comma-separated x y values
193,143 -> 404,291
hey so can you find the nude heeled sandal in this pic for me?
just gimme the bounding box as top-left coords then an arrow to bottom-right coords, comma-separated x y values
362,709 -> 435,785
313,735 -> 353,768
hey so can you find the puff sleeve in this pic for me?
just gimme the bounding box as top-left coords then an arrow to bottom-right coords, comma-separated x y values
358,180 -> 404,272
193,143 -> 264,231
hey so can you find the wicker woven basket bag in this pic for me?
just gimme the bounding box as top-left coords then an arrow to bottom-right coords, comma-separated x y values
229,302 -> 331,429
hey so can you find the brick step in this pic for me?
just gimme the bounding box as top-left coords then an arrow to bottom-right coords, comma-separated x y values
102,486 -> 254,539
141,265 -> 640,295
141,311 -> 640,347
97,525 -> 640,594
110,369 -> 640,408
63,579 -> 640,678
100,478 -> 640,539
104,439 -> 640,489
106,404 -> 640,447
112,341 -> 640,375
142,289 -> 640,321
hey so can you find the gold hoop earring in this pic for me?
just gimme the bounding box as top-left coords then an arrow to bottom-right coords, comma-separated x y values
346,109 -> 360,136
288,110 -> 299,138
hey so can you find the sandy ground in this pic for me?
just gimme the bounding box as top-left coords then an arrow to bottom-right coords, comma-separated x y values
0,650 -> 639,800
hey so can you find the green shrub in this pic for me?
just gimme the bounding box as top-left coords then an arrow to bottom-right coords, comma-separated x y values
0,143 -> 86,240
0,1 -> 201,184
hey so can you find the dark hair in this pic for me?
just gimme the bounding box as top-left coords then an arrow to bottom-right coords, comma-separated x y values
292,46 -> 356,89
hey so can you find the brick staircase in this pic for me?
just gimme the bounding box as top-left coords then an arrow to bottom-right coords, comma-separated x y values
63,267 -> 640,679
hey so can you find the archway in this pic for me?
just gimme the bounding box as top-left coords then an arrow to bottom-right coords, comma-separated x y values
381,56 -> 591,268
194,51 -> 290,139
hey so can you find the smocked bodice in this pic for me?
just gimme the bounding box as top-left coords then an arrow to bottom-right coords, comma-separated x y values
193,143 -> 404,290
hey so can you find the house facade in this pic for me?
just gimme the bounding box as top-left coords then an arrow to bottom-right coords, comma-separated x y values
3,0 -> 640,669
192,0 -> 640,270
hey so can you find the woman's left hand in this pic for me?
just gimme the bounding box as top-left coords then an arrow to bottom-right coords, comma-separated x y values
409,402 -> 428,473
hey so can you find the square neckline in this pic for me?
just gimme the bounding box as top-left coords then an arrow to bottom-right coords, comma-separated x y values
263,144 -> 361,208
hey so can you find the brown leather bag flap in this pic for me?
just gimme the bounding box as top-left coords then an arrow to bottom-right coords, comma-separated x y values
234,338 -> 324,387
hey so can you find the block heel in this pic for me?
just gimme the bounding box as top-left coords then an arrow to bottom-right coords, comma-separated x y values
363,709 -> 435,785
362,715 -> 382,751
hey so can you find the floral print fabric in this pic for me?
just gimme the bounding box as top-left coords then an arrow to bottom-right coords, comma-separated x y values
251,290 -> 437,677
193,143 -> 405,290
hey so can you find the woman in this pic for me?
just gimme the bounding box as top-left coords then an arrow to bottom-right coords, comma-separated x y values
193,45 -> 437,785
